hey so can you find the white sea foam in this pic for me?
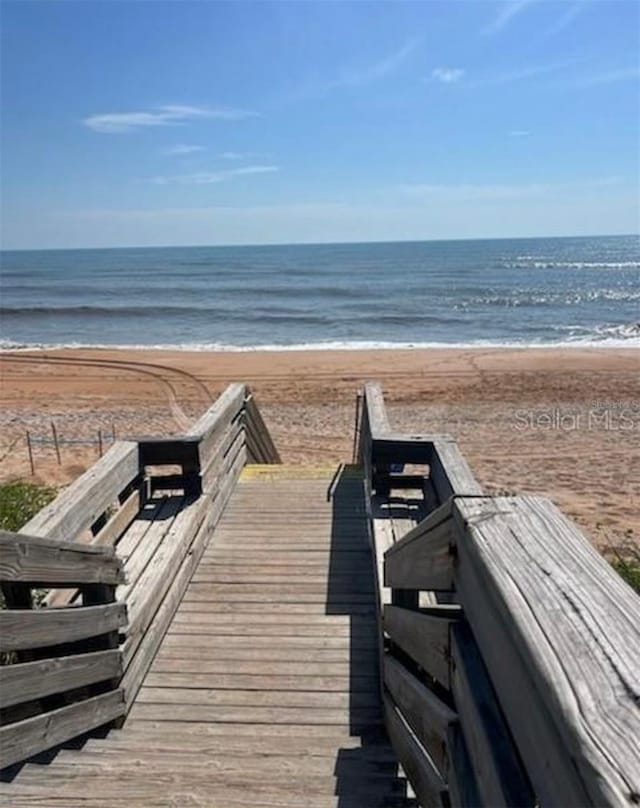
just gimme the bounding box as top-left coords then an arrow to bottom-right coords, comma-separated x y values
2,336 -> 639,352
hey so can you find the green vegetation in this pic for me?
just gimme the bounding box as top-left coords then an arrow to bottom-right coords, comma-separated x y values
611,555 -> 640,594
0,481 -> 58,620
0,481 -> 57,533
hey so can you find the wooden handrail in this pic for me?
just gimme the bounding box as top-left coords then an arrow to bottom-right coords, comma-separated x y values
0,530 -> 125,587
380,494 -> 640,807
0,383 -> 281,770
0,532 -> 127,770
20,441 -> 140,544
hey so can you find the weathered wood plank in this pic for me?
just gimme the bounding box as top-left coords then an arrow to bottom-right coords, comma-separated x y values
0,602 -> 127,652
447,722 -> 483,808
87,727 -> 392,755
383,694 -> 446,808
429,440 -> 483,501
150,656 -> 368,676
0,649 -> 122,709
186,382 -> 246,465
121,496 -> 213,709
136,686 -> 378,710
383,654 -> 457,775
200,420 -> 243,491
0,688 -> 124,769
144,670 -> 376,691
20,441 -> 139,543
122,495 -> 208,665
384,499 -> 455,591
450,621 -> 534,807
156,639 -> 376,663
92,485 -> 141,548
0,530 -> 124,586
117,496 -> 183,600
43,747 -> 398,777
244,394 -> 281,463
363,382 -> 391,438
453,495 -> 640,808
383,604 -> 455,689
127,702 -> 382,728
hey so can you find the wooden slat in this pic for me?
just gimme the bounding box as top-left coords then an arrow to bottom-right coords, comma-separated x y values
122,441 -> 244,709
121,496 -> 213,709
122,495 -> 208,664
243,394 -> 281,463
429,440 -> 483,501
127,702 -> 381,728
0,530 -> 124,586
45,747 -> 397,776
0,689 -> 124,770
0,602 -> 127,652
453,495 -> 640,808
143,671 -> 376,692
186,383 -> 246,465
383,604 -> 455,689
20,441 -> 139,543
384,499 -> 455,591
200,420 -> 243,491
447,723 -> 483,808
136,687 -> 378,710
363,382 -> 391,438
450,621 -> 534,807
0,649 -> 123,709
383,654 -> 456,775
117,496 -> 183,600
383,694 -> 446,807
92,485 -> 141,548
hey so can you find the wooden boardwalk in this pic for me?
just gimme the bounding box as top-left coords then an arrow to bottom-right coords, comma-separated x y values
2,382 -> 638,807
2,466 -> 415,807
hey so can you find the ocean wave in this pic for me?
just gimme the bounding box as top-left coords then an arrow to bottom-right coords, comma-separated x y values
456,289 -> 640,308
502,260 -> 640,270
2,334 -> 639,353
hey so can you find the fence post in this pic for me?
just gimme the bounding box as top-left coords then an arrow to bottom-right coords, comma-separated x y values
26,431 -> 35,476
51,421 -> 61,465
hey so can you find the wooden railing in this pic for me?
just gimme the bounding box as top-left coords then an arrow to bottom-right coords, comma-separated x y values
0,384 -> 279,770
0,531 -> 126,770
358,381 -> 640,808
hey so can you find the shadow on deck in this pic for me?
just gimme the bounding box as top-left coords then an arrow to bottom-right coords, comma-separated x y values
327,467 -> 413,806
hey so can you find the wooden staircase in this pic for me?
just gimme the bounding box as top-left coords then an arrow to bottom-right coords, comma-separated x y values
1,466 -> 416,807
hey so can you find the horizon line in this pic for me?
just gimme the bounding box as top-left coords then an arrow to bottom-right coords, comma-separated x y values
1,232 -> 637,253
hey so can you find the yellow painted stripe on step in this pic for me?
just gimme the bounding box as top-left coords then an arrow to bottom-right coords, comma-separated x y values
239,464 -> 363,481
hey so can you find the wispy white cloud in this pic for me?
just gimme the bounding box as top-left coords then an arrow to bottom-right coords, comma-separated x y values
508,130 -> 531,137
430,67 -> 465,84
543,2 -> 583,37
219,151 -> 268,161
84,104 -> 257,133
163,144 -> 205,155
482,0 -> 535,35
575,66 -> 640,86
152,165 -> 279,185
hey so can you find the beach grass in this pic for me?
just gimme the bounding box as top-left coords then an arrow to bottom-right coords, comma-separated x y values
0,480 -> 57,533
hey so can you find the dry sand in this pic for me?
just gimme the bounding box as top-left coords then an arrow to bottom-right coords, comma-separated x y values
0,347 -> 638,555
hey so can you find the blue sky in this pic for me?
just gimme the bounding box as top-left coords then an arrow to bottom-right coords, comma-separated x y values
1,0 -> 638,248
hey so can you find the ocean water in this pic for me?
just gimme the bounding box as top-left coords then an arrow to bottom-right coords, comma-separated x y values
1,235 -> 638,350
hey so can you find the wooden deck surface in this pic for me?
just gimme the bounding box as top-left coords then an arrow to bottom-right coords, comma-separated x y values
1,466 -> 414,807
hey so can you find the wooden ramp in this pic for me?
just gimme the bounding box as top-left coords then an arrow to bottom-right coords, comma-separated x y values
2,466 -> 415,807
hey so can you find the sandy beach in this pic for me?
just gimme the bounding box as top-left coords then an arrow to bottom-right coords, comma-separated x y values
1,346 -> 638,554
